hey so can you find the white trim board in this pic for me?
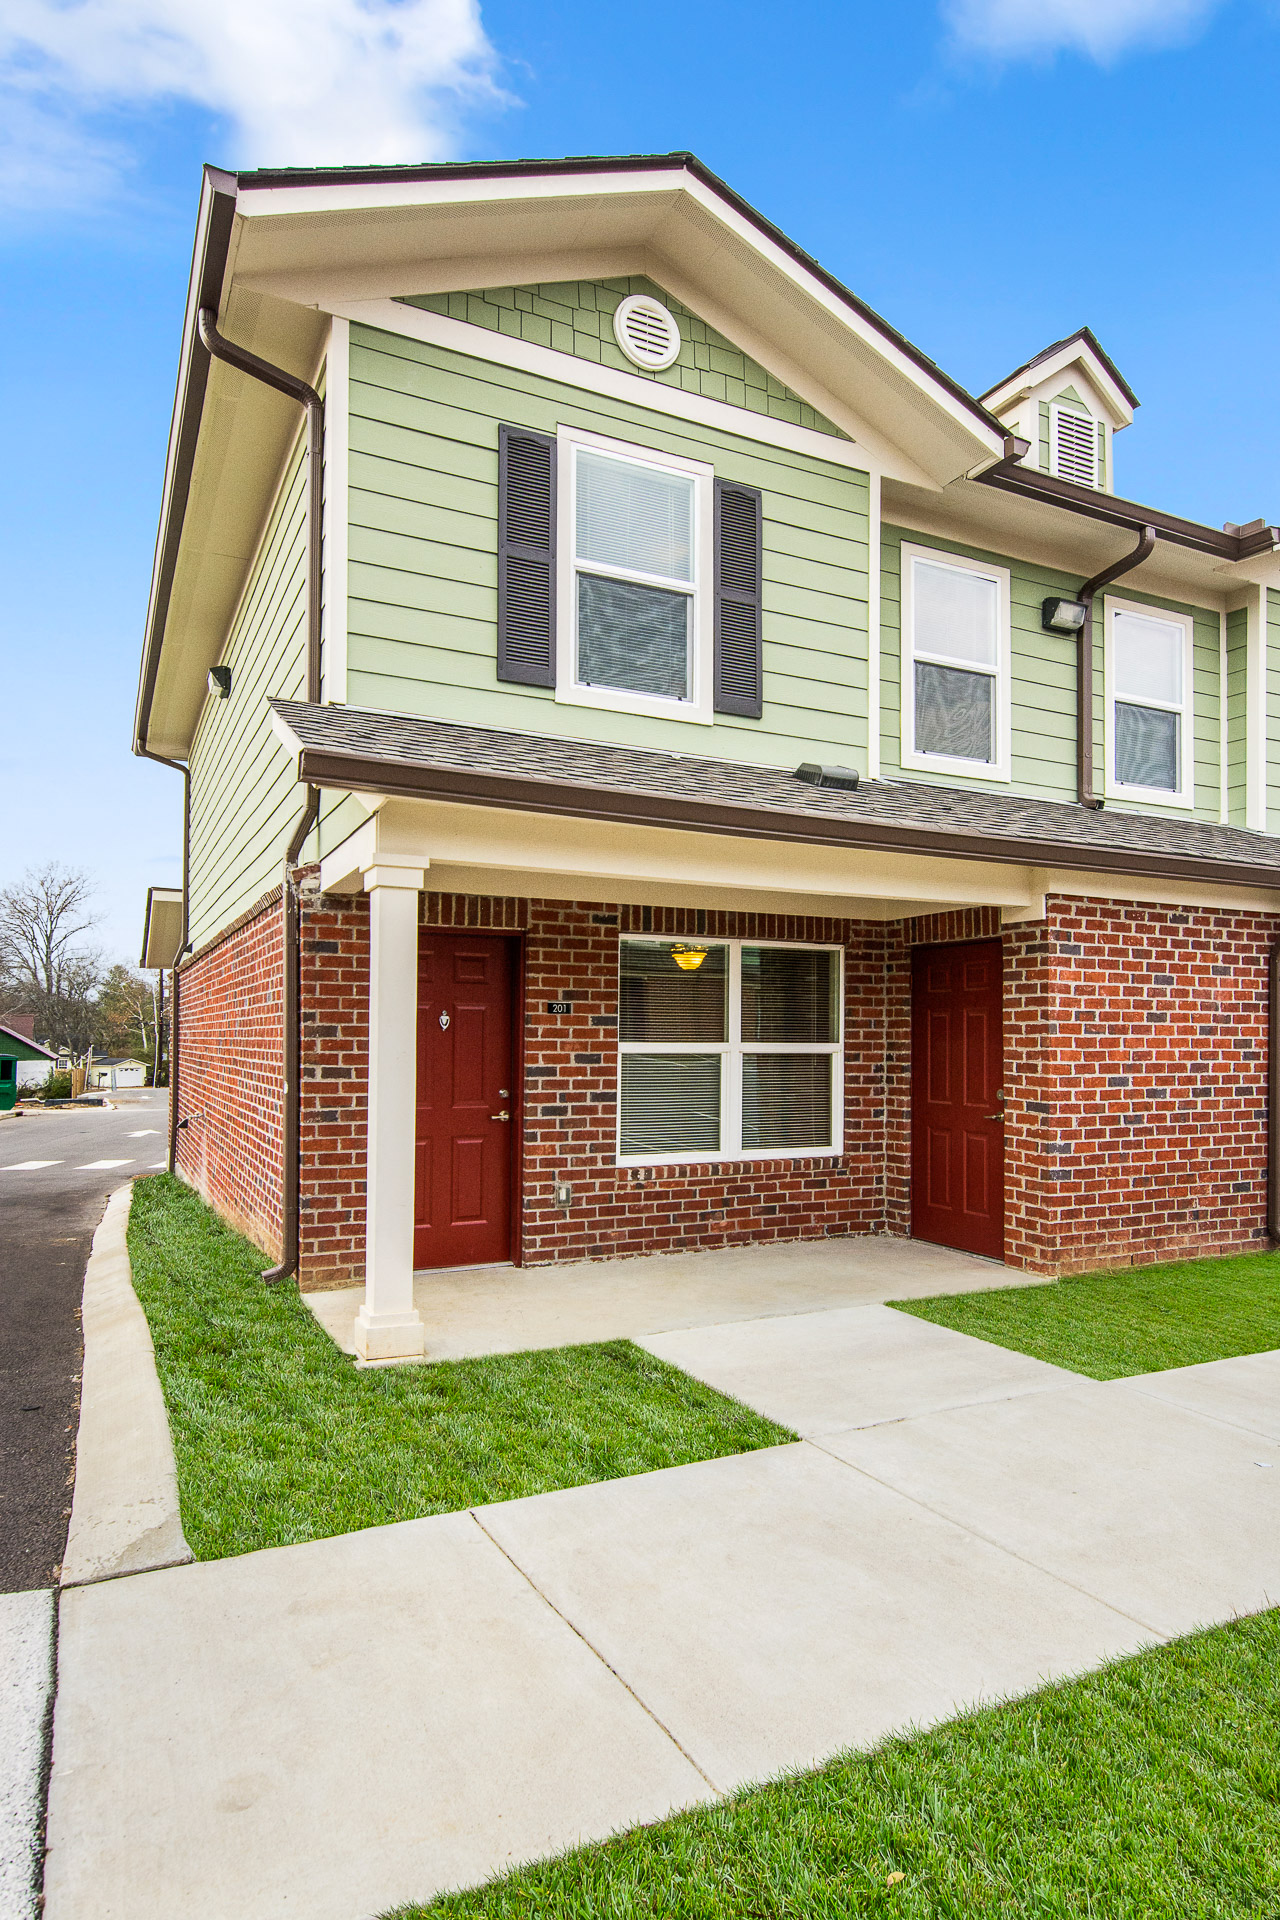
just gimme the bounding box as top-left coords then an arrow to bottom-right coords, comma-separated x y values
325,297 -> 908,481
322,316 -> 350,706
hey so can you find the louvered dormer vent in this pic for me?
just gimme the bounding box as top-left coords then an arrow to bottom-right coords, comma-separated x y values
1051,404 -> 1102,489
613,295 -> 682,371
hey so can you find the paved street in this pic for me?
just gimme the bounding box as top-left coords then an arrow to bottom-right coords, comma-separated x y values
0,1094 -> 167,1592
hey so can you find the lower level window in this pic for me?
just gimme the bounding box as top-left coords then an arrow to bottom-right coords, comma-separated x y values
618,938 -> 843,1163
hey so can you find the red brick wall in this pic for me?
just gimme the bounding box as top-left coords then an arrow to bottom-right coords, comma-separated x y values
1009,896 -> 1278,1273
184,883 -> 1280,1286
882,896 -> 1280,1274
519,901 -> 884,1265
290,890 -> 887,1285
174,892 -> 284,1259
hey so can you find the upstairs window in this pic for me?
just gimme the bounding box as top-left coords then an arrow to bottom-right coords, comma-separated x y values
901,544 -> 1011,780
1050,402 -> 1103,489
554,428 -> 715,722
618,939 -> 842,1164
1105,599 -> 1194,806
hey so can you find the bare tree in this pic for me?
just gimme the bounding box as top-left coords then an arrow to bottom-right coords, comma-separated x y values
0,864 -> 103,1062
0,863 -> 101,998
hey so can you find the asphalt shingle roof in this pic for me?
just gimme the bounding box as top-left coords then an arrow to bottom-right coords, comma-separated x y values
270,699 -> 1280,887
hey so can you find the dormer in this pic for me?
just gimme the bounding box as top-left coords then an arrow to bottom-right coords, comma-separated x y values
980,328 -> 1137,495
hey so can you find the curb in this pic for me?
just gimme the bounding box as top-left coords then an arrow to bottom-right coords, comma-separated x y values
60,1185 -> 193,1589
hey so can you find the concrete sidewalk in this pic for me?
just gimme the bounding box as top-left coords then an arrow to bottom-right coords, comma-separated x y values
42,1301 -> 1280,1920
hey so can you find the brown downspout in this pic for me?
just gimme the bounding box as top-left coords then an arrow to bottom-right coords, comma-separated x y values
1270,944 -> 1280,1244
196,307 -> 322,1282
1074,526 -> 1157,809
137,750 -> 189,1173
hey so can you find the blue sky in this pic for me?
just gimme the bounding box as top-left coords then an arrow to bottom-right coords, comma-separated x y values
2,0 -> 1276,963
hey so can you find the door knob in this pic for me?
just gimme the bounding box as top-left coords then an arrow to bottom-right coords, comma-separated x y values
490,1109 -> 510,1122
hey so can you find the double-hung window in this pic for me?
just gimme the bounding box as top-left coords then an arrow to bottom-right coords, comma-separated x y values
557,428 -> 714,722
618,939 -> 843,1164
901,544 -> 1011,780
1105,598 -> 1194,806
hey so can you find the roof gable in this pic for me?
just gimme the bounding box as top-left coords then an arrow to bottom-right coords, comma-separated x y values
399,277 -> 848,441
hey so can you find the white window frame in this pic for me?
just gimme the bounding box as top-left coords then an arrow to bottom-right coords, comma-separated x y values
1103,595 -> 1195,809
555,425 -> 715,725
616,938 -> 845,1167
1050,401 -> 1103,490
900,543 -> 1012,782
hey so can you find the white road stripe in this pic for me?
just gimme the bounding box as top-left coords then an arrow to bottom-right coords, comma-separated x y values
128,1130 -> 161,1137
1,1160 -> 63,1171
75,1160 -> 134,1171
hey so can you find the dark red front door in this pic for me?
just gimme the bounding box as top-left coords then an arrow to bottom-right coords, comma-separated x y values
911,940 -> 1005,1259
414,932 -> 514,1269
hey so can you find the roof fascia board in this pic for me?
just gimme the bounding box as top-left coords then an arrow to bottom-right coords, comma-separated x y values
134,165 -> 239,754
974,459 -> 1280,562
234,155 -> 1006,463
332,297 -> 930,484
674,173 -> 1004,460
884,498 -> 1234,614
282,738 -> 1280,894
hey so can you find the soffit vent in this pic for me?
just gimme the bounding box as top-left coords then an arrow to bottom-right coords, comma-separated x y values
613,294 -> 682,371
1051,405 -> 1101,489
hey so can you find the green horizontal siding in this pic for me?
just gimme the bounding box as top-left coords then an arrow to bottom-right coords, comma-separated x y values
881,525 -> 1221,820
1268,591 -> 1280,833
346,322 -> 871,769
400,278 -> 846,439
188,441 -> 308,950
1226,606 -> 1248,828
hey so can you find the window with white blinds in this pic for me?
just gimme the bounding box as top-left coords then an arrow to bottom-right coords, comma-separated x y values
1050,403 -> 1102,489
901,544 -> 1012,780
618,939 -> 843,1163
557,428 -> 714,721
1105,599 -> 1194,806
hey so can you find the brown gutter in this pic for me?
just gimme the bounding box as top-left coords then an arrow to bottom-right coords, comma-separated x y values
1271,943 -> 1280,1244
196,308 -> 323,1283
1074,527 -> 1157,810
134,168 -> 239,754
975,458 -> 1280,561
290,743 -> 1280,895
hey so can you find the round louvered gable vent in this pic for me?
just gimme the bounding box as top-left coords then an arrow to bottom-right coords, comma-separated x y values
613,295 -> 681,371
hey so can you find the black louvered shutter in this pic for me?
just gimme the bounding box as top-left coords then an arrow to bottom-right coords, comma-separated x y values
497,425 -> 557,686
713,479 -> 763,718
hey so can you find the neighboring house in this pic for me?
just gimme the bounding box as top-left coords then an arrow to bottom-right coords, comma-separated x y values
0,1019 -> 57,1105
135,154 -> 1280,1362
86,1057 -> 149,1092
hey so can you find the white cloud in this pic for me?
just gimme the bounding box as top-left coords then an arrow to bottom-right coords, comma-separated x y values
944,0 -> 1223,62
0,0 -> 505,208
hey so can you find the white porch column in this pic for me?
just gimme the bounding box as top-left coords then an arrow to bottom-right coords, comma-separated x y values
355,863 -> 427,1362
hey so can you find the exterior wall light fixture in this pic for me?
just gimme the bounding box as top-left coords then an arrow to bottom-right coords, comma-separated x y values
208,665 -> 233,698
1042,597 -> 1089,634
671,944 -> 709,971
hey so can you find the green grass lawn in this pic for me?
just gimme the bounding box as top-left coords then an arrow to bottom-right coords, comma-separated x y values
127,1175 -> 792,1560
894,1250 -> 1280,1380
394,1609 -> 1280,1919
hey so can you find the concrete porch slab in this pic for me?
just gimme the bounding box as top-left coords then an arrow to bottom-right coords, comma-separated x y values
638,1304 -> 1076,1437
821,1380 -> 1280,1639
306,1234 -> 1036,1362
43,1510 -> 708,1920
1116,1348 -> 1280,1444
477,1442 -> 1151,1792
